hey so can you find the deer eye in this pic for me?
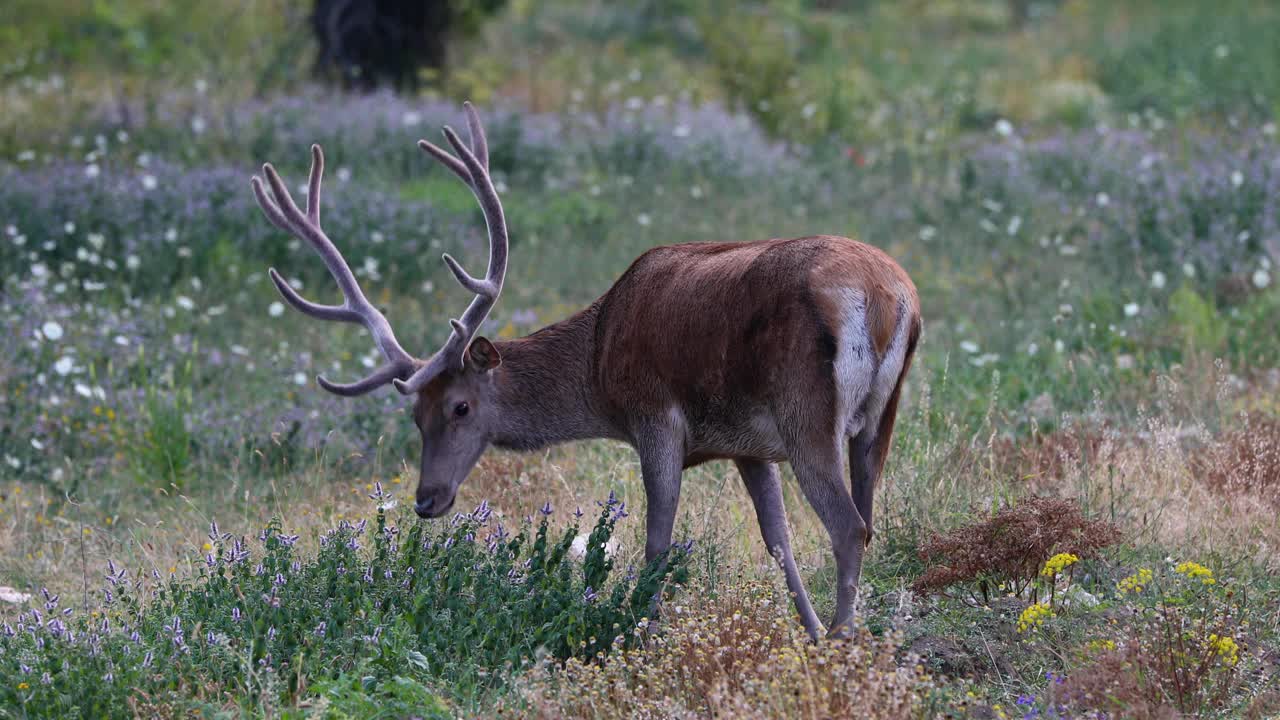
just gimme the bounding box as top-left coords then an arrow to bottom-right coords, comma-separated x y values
453,402 -> 470,418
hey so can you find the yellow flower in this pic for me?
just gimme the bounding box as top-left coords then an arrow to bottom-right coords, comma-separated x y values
1175,561 -> 1216,585
1086,638 -> 1117,654
1118,568 -> 1153,594
1041,552 -> 1080,578
202,542 -> 213,551
17,682 -> 28,690
1017,602 -> 1053,633
1207,634 -> 1240,666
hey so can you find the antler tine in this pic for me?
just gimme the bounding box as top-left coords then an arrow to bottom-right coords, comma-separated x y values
396,104 -> 509,394
251,146 -> 420,396
463,101 -> 488,171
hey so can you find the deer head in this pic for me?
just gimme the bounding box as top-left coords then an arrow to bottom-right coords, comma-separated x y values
251,102 -> 508,518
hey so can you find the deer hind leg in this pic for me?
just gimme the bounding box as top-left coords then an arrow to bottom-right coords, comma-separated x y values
787,440 -> 867,639
736,459 -> 824,641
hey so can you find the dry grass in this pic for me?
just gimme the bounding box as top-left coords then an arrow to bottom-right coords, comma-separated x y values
1190,412 -> 1280,508
508,577 -> 934,719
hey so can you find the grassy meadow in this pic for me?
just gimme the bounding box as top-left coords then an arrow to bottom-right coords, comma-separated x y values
1,0 -> 1279,717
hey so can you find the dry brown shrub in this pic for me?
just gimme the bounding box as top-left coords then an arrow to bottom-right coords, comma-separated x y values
1190,413 -> 1280,507
1051,651 -> 1183,720
508,579 -> 934,719
991,426 -> 1114,485
911,496 -> 1121,603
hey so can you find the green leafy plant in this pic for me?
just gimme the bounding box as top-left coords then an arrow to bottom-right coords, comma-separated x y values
0,493 -> 690,717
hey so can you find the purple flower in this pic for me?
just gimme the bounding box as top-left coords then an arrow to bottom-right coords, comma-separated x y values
583,586 -> 598,603
539,501 -> 553,516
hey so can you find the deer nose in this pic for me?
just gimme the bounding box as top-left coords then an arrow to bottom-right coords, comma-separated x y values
414,497 -> 434,518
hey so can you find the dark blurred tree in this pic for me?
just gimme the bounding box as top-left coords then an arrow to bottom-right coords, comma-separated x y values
311,0 -> 506,91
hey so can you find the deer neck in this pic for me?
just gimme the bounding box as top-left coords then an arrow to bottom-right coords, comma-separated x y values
490,302 -> 614,450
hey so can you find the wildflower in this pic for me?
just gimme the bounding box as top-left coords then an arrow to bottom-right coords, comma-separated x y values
1123,302 -> 1140,317
1206,634 -> 1240,666
268,302 -> 284,318
1253,269 -> 1271,289
1041,553 -> 1079,578
539,501 -> 553,516
1017,602 -> 1053,633
959,340 -> 979,354
41,321 -> 63,341
53,356 -> 74,376
1086,638 -> 1117,654
1118,568 -> 1153,594
17,682 -> 28,690
1150,271 -> 1167,289
1175,561 -> 1216,585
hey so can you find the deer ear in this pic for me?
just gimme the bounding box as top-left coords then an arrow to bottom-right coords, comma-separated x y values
465,337 -> 502,372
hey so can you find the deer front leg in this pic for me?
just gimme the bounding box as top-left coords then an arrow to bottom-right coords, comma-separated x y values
636,430 -> 684,564
736,459 -> 824,641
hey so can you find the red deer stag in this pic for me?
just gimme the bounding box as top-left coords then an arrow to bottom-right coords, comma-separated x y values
250,103 -> 921,639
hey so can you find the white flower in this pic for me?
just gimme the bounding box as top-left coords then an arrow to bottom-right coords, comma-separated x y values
1124,302 -> 1140,317
54,356 -> 75,375
0,586 -> 31,604
337,167 -> 352,183
1096,193 -> 1110,207
1231,171 -> 1244,188
370,231 -> 384,244
64,221 -> 76,234
1182,262 -> 1196,278
1054,339 -> 1065,353
994,118 -> 1013,136
87,233 -> 105,250
126,255 -> 141,270
190,116 -> 206,134
141,174 -> 157,191
230,344 -> 249,356
673,124 -> 691,138
268,302 -> 284,318
1150,271 -> 1167,289
3,456 -> 19,470
84,163 -> 100,179
293,372 -> 308,386
1026,342 -> 1038,355
165,227 -> 178,243
74,383 -> 93,398
1253,269 -> 1271,289
175,296 -> 195,311
1007,216 -> 1022,236
41,321 -> 64,341
636,213 -> 652,227
401,111 -> 422,126
959,340 -> 979,354
569,533 -> 618,560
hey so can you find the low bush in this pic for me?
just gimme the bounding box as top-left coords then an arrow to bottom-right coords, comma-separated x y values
912,496 -> 1120,603
512,579 -> 938,719
0,492 -> 690,717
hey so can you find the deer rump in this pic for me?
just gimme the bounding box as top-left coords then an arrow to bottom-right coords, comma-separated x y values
593,235 -> 919,470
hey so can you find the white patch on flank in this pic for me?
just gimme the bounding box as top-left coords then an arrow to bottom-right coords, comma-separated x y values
827,288 -> 876,438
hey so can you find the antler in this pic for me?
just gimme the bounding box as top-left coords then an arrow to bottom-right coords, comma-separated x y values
252,145 -> 421,396
394,101 -> 508,395
251,102 -> 508,397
